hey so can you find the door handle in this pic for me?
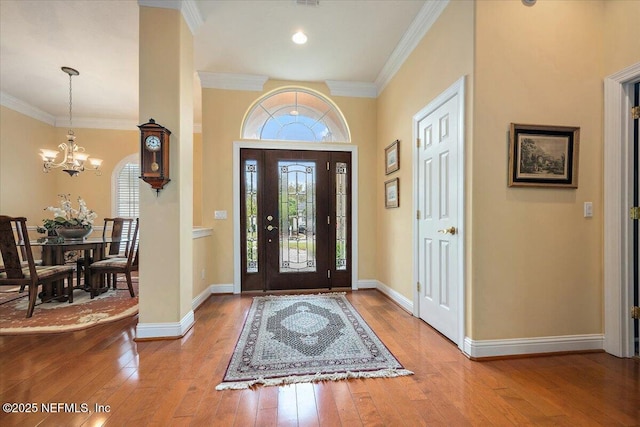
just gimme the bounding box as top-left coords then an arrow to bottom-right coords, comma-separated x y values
437,226 -> 457,235
266,225 -> 278,231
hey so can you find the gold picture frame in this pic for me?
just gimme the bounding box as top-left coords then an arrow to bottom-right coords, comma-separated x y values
385,139 -> 400,175
508,123 -> 580,188
384,178 -> 399,208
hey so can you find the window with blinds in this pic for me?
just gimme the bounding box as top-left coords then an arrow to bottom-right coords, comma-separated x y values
116,162 -> 140,217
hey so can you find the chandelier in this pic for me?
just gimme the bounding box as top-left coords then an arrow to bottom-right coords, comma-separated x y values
39,66 -> 103,177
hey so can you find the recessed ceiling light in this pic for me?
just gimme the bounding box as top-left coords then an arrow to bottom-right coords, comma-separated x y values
292,31 -> 308,45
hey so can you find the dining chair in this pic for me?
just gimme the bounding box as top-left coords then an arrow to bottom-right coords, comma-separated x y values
15,221 -> 42,292
76,217 -> 134,287
88,218 -> 139,298
0,215 -> 75,318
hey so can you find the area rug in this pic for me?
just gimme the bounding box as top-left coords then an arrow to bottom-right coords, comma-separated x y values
0,277 -> 138,335
216,293 -> 413,390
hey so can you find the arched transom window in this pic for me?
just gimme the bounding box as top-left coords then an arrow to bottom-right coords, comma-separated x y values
242,87 -> 351,142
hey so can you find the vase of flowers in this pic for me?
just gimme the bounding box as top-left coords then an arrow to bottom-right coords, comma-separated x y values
37,194 -> 97,240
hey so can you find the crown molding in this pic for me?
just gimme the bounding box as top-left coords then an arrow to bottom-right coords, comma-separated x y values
325,80 -> 378,98
198,72 -> 269,91
137,0 -> 203,34
2,93 -> 203,133
54,117 -> 139,131
374,0 -> 449,96
1,92 -> 55,126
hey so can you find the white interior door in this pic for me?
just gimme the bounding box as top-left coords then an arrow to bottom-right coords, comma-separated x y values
416,86 -> 462,345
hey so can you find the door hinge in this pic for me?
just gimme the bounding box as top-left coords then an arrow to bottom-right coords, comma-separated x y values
416,210 -> 421,220
632,106 -> 640,120
630,207 -> 640,220
327,161 -> 330,171
327,215 -> 331,225
417,281 -> 421,292
416,138 -> 421,148
328,270 -> 331,279
632,306 -> 640,319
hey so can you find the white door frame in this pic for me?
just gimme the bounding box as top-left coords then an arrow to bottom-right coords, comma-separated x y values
604,62 -> 640,357
232,140 -> 359,294
413,76 -> 466,351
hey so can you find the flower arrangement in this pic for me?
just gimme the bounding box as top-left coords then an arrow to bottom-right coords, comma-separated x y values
37,194 -> 97,234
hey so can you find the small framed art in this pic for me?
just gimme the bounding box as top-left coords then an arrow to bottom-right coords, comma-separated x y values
508,123 -> 580,188
384,178 -> 399,208
385,139 -> 400,175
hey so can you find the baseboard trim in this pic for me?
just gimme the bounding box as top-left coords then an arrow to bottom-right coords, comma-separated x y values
368,280 -> 414,313
356,279 -> 378,290
210,283 -> 234,294
135,310 -> 195,340
463,334 -> 604,359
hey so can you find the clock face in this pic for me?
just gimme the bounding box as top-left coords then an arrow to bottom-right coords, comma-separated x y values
145,135 -> 161,152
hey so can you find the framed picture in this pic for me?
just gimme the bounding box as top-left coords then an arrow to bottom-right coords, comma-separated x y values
384,178 -> 399,208
385,139 -> 400,174
508,123 -> 580,188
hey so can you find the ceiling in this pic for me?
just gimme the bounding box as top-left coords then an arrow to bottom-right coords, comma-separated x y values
0,0 -> 431,128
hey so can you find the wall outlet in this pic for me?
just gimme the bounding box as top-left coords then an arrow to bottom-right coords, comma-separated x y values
584,202 -> 593,218
201,268 -> 205,280
214,210 -> 227,220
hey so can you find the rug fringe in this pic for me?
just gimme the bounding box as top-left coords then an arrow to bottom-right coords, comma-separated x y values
215,368 -> 414,390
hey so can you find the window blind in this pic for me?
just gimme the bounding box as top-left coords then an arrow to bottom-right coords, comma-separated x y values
116,163 -> 140,218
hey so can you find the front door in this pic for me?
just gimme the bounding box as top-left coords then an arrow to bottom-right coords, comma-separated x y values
416,88 -> 462,345
241,149 -> 351,291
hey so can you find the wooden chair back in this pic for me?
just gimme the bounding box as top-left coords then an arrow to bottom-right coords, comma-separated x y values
127,218 -> 139,270
0,216 -> 36,283
102,217 -> 134,256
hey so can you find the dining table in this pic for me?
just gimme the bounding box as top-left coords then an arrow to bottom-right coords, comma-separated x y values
28,235 -> 128,298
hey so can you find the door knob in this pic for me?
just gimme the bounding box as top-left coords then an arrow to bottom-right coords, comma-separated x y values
266,225 -> 278,231
437,226 -> 457,235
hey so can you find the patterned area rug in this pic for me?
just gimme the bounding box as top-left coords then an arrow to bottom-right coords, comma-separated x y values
216,293 -> 413,390
0,277 -> 138,335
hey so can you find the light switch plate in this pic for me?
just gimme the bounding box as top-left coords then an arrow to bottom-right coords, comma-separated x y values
583,202 -> 593,218
214,210 -> 227,220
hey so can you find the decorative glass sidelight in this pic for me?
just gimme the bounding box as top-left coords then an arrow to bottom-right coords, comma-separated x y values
278,161 -> 317,273
336,162 -> 348,270
245,160 -> 259,273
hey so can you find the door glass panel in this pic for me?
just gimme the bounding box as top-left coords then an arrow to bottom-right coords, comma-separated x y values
245,160 -> 258,273
336,162 -> 347,270
279,161 -> 316,273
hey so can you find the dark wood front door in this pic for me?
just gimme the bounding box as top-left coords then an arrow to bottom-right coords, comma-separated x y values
241,149 -> 351,291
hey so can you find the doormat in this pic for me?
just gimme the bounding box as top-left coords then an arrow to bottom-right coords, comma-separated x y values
0,277 -> 138,335
216,293 -> 413,390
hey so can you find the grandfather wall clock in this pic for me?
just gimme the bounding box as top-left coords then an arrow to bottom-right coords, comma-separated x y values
138,118 -> 171,193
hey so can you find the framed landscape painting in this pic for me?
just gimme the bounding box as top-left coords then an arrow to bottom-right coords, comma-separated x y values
385,140 -> 400,175
385,178 -> 399,208
508,123 -> 580,188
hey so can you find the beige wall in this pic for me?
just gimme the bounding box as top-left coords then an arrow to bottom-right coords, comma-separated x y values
602,0 -> 640,75
201,80 -> 378,286
376,0 -> 639,342
375,0 -> 475,301
472,0 -> 607,339
0,106 -> 56,222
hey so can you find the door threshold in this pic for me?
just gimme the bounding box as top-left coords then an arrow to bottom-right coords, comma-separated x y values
241,287 -> 352,296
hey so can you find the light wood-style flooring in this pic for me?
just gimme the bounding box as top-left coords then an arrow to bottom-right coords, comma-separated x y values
1,290 -> 638,426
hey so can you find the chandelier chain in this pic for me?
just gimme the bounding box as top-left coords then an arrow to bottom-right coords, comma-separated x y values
68,72 -> 73,130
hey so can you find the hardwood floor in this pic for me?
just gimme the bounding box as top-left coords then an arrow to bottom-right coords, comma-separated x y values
1,290 -> 638,426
